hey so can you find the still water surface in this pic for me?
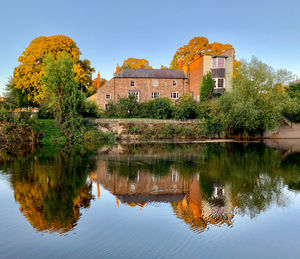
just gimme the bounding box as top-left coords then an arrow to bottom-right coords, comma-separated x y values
1,141 -> 300,259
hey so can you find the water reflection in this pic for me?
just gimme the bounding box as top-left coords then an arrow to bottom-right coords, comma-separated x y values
0,148 -> 96,234
1,141 -> 300,235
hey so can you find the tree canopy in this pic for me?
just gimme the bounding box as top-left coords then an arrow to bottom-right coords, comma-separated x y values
12,35 -> 94,104
121,58 -> 152,70
170,36 -> 233,69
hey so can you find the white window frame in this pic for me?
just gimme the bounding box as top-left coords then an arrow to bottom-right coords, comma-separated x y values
171,92 -> 179,99
173,80 -> 177,87
128,91 -> 140,102
213,78 -> 225,88
105,94 -> 111,100
152,92 -> 160,99
130,80 -> 135,87
212,57 -> 225,69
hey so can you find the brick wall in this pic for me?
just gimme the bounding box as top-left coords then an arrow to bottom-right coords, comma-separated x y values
97,77 -> 187,109
188,56 -> 203,101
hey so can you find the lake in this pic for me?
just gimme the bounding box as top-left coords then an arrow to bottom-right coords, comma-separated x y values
1,140 -> 300,259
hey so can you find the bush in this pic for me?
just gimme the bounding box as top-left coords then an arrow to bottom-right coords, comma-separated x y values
115,95 -> 139,118
149,98 -> 173,119
81,100 -> 100,118
128,125 -> 142,134
173,94 -> 197,120
38,105 -> 54,119
83,130 -> 115,144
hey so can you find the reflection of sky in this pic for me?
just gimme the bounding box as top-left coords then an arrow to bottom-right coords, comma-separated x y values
2,177 -> 300,258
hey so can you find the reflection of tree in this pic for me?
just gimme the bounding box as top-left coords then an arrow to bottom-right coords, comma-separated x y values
2,148 -> 95,234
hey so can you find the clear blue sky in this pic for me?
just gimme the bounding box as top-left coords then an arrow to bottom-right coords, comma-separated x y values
1,0 -> 299,95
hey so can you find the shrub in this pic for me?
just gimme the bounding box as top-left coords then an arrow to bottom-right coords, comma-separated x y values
83,130 -> 115,145
38,105 -> 54,119
173,94 -> 197,120
200,72 -> 215,101
115,95 -> 139,118
128,125 -> 142,135
149,98 -> 173,119
81,100 -> 100,118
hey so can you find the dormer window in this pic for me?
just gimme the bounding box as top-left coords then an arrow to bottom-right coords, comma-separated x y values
212,57 -> 225,68
130,81 -> 135,87
173,80 -> 177,86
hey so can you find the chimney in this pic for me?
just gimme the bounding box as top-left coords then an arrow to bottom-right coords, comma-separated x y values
97,72 -> 100,90
222,48 -> 234,58
116,64 -> 120,74
178,58 -> 183,70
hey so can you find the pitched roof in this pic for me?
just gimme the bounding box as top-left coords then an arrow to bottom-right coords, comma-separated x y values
115,69 -> 187,79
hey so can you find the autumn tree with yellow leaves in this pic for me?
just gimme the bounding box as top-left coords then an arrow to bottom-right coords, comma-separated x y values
121,58 -> 152,70
12,35 -> 94,104
170,36 -> 241,77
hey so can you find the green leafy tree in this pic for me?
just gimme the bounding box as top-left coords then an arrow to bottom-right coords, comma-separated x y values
42,52 -> 86,140
200,72 -> 215,101
284,81 -> 300,122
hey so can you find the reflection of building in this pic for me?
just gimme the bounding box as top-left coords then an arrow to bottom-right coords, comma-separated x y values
90,160 -> 189,207
90,160 -> 234,233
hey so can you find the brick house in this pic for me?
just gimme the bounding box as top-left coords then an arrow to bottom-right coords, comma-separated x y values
96,69 -> 187,110
183,48 -> 234,101
94,49 -> 234,109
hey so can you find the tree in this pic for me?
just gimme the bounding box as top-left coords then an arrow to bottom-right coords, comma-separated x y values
160,65 -> 169,69
200,73 -> 215,101
42,52 -> 85,139
170,36 -> 233,69
121,58 -> 152,70
12,35 -> 94,104
4,78 -> 33,108
284,81 -> 300,122
219,57 -> 296,136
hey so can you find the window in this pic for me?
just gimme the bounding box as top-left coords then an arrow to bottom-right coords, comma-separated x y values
171,92 -> 179,99
173,80 -> 177,86
128,91 -> 140,101
212,57 -> 225,68
153,80 -> 158,87
130,81 -> 135,87
218,78 -> 224,88
105,94 -> 111,100
152,92 -> 160,98
213,78 -> 225,88
171,171 -> 179,182
105,104 -> 109,110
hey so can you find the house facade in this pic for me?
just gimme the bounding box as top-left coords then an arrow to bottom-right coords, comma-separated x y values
183,48 -> 234,101
96,69 -> 187,110
94,48 -> 234,109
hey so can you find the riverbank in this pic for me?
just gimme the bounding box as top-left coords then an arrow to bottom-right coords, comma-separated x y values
93,118 -> 300,141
